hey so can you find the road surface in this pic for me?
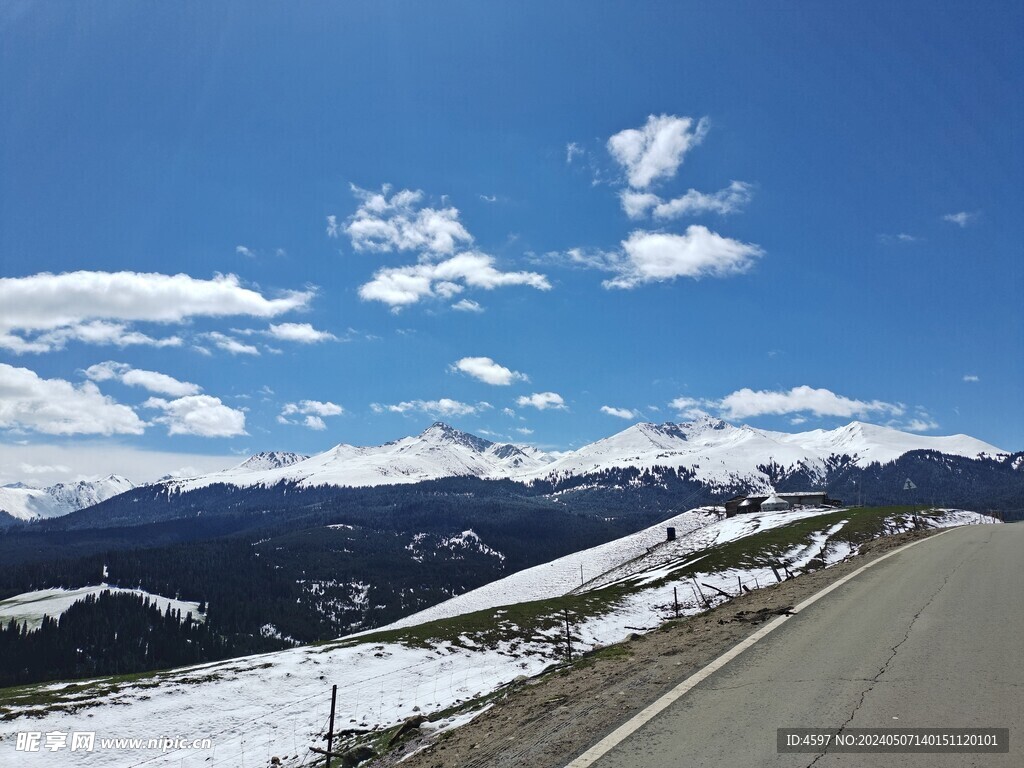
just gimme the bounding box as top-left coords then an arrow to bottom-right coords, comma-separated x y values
576,523 -> 1022,767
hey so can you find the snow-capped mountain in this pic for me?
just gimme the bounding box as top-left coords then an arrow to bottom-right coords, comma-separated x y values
526,417 -> 1005,490
0,475 -> 134,522
163,422 -> 555,493
233,451 -> 309,472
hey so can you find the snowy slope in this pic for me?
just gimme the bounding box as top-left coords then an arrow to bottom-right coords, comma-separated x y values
525,417 -> 1005,489
163,422 -> 553,492
0,584 -> 203,630
0,475 -> 133,522
0,506 -> 996,768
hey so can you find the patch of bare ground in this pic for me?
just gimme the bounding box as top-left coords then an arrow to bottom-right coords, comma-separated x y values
368,527 -> 940,768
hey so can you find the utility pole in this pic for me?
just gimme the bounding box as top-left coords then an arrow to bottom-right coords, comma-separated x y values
673,586 -> 679,619
326,684 -> 337,768
563,609 -> 573,663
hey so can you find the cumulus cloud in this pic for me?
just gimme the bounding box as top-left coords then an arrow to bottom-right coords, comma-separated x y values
607,114 -> 709,189
623,181 -> 753,220
450,357 -> 528,386
451,299 -> 484,313
235,245 -> 255,258
670,386 -> 905,422
619,191 -> 662,219
963,374 -> 980,383
0,363 -> 145,436
371,398 -> 492,417
717,386 -> 904,420
603,226 -> 763,288
600,405 -> 637,419
0,321 -> 184,354
0,271 -> 313,354
143,395 -> 247,437
943,211 -> 978,228
203,332 -> 260,356
516,392 -> 567,411
359,252 -> 550,309
515,427 -> 534,435
342,185 -> 473,255
83,361 -> 201,397
266,322 -> 338,344
278,400 -> 344,430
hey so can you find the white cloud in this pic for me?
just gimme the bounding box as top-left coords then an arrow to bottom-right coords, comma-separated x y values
1,321 -> 184,354
516,392 -> 567,411
680,386 -> 905,421
359,252 -> 550,309
343,185 -> 473,255
450,357 -> 528,386
963,374 -> 980,383
668,396 -> 713,420
566,142 -> 584,164
0,271 -> 313,354
0,363 -> 145,436
878,232 -> 920,244
326,215 -> 340,238
619,191 -> 662,219
371,398 -> 491,417
203,332 -> 260,356
943,211 -> 978,227
607,114 -> 709,189
479,194 -> 497,203
451,299 -> 484,313
19,462 -> 72,475
303,415 -> 327,431
903,415 -> 940,433
143,395 -> 247,437
600,405 -> 637,419
515,427 -> 534,435
0,443 -> 239,487
266,322 -> 338,344
604,226 -> 763,288
83,361 -> 201,397
624,181 -> 753,220
656,181 -> 753,218
669,387 -> 941,432
235,245 -> 255,258
280,399 -> 344,417
502,407 -> 516,417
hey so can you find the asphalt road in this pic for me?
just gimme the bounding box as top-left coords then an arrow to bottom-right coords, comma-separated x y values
581,523 -> 1022,768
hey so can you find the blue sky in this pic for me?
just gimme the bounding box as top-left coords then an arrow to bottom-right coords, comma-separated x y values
1,2 -> 1021,483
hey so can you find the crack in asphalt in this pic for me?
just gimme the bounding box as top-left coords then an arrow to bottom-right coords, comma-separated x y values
803,544 -> 975,768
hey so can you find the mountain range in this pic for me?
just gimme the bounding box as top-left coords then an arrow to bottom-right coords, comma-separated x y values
0,475 -> 134,522
0,419 -> 1009,523
157,417 -> 1005,495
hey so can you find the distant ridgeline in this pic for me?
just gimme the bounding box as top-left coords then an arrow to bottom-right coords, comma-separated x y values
0,449 -> 1019,687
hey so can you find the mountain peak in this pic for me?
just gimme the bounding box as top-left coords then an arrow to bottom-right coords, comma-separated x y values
418,422 -> 493,451
235,451 -> 309,472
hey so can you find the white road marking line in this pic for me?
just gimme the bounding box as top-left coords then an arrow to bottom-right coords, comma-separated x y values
562,529 -> 954,768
